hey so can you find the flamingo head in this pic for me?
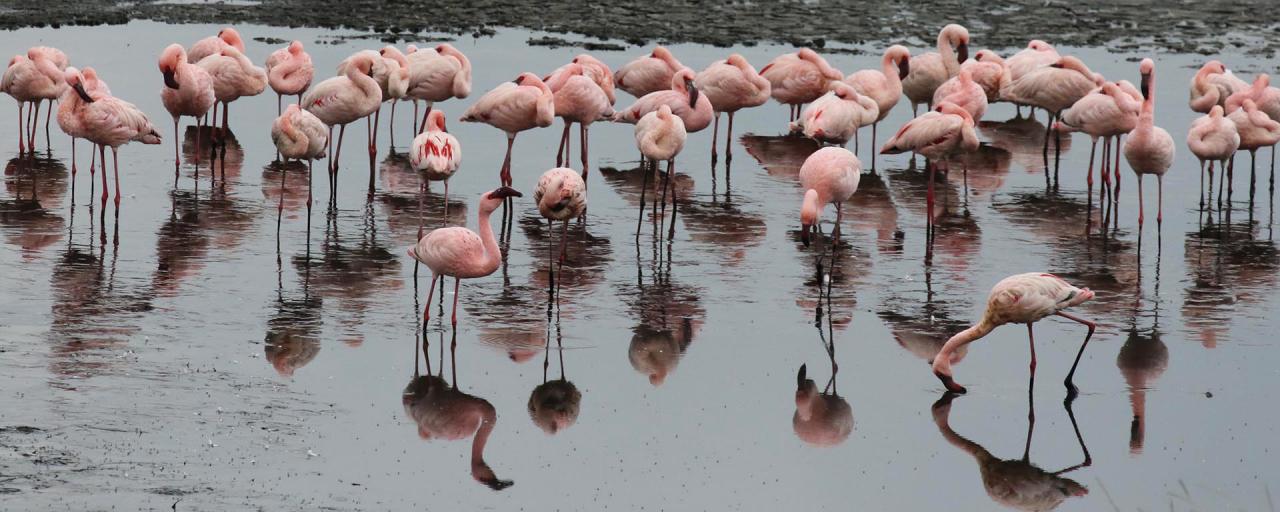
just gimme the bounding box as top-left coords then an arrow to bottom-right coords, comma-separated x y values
425,110 -> 447,132
217,27 -> 244,51
1027,39 -> 1055,53
1254,73 -> 1271,90
726,53 -> 749,68
63,67 -> 93,103
1050,56 -> 1091,76
795,364 -> 817,411
829,81 -> 857,100
656,104 -> 674,121
651,46 -> 673,61
670,68 -> 699,107
800,189 -> 820,247
380,45 -> 408,67
480,186 -> 523,213
351,54 -> 376,77
1203,60 -> 1227,75
943,24 -> 970,62
934,101 -> 975,126
884,45 -> 911,79
288,40 -> 304,55
1210,104 -> 1225,118
284,103 -> 301,116
159,44 -> 183,89
435,43 -> 455,56
405,44 -> 419,54
973,49 -> 1003,65
1139,58 -> 1155,100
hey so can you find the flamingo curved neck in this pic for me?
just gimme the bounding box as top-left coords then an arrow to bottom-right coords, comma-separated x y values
476,205 -> 502,274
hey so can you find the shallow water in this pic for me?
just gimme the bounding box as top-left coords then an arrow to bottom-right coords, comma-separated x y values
0,21 -> 1277,511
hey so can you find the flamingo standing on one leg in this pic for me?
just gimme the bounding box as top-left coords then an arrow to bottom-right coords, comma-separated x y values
271,103 -> 327,232
613,68 -> 713,135
1227,99 -> 1280,202
615,46 -> 687,99
697,53 -> 771,162
198,45 -> 266,149
410,110 -> 462,226
880,102 -> 979,231
404,43 -> 472,139
1189,60 -> 1248,114
932,68 -> 988,122
534,167 -> 588,264
1124,58 -> 1175,230
68,67 -> 162,208
799,146 -> 861,248
543,62 -> 614,180
303,53 -> 382,200
931,272 -> 1097,396
760,48 -> 843,122
266,40 -> 314,118
1187,105 -> 1239,210
1001,56 -> 1099,166
1225,73 -> 1280,121
1006,41 -> 1059,84
789,82 -> 879,146
159,44 -> 216,182
188,27 -> 244,64
338,49 -> 406,163
409,187 -> 524,329
902,24 -> 970,117
633,105 -> 687,237
844,45 -> 910,168
461,72 -> 555,187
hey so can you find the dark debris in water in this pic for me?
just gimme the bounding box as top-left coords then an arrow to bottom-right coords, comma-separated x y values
526,36 -> 625,52
3,0 -> 1280,55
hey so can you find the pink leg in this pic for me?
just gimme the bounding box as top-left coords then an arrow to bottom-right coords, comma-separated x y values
112,147 -> 121,208
17,103 -> 25,154
71,137 -> 77,177
422,272 -> 438,325
556,120 -> 570,167
711,112 -> 720,161
173,117 -> 180,183
99,145 -> 108,206
1027,323 -> 1037,374
30,100 -> 41,152
725,112 -> 735,163
501,134 -> 515,186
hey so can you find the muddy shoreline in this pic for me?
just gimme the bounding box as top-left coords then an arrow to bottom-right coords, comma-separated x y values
3,1 -> 1278,55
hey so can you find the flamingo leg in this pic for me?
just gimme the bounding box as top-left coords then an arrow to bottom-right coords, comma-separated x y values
870,122 -> 878,173
1137,174 -> 1145,228
422,271 -> 438,326
17,102 -> 25,155
558,219 -> 569,265
450,277 -> 461,328
335,123 -> 347,196
112,147 -> 121,208
580,123 -> 589,187
277,165 -> 286,262
833,202 -> 842,248
1113,135 -> 1123,204
418,101 -> 433,135
389,100 -> 397,150
31,100 -> 41,153
1056,311 -> 1096,397
412,100 -> 419,141
194,115 -> 203,183
636,160 -> 650,237
307,158 -> 314,220
725,112 -> 735,164
556,120 -> 570,167
1198,160 -> 1205,211
501,133 -> 515,186
221,101 -> 229,146
71,137 -> 77,178
173,117 -> 181,185
1086,137 -> 1096,190
99,144 -> 108,206
1157,174 -> 1164,227
711,112 -> 720,163
927,159 -> 936,233
667,159 -> 678,240
1027,323 -> 1037,374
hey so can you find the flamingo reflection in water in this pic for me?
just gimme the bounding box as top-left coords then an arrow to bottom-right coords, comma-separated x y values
793,279 -> 853,447
403,331 -> 513,490
527,298 -> 581,435
931,392 -> 1091,511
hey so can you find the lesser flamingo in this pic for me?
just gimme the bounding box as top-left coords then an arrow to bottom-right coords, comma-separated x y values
534,167 -> 588,264
844,45 -> 910,168
761,48 -> 843,122
799,146 -> 861,247
615,46 -> 687,99
902,24 -> 970,116
159,44 -> 216,180
633,104 -> 687,238
697,53 -> 771,161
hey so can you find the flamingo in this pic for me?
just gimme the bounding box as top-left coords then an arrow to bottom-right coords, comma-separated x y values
534,167 -> 588,263
1189,60 -> 1248,114
408,186 -> 524,328
404,43 -> 472,138
1228,99 -> 1280,199
197,45 -> 267,146
66,67 -> 162,207
761,48 -> 843,122
1054,81 -> 1141,191
271,103 -> 327,222
1124,58 -> 1175,229
2,51 -> 64,155
612,68 -> 713,133
615,46 -> 687,99
188,27 -> 245,64
633,104 -> 687,237
266,40 -> 314,116
1006,40 -> 1059,84
793,364 -> 854,447
402,375 -> 513,490
844,45 -> 910,166
567,54 -> 615,105
27,46 -> 69,151
932,67 -> 988,122
1001,56 -> 1099,157
931,272 -> 1097,395
902,24 -> 970,116
461,72 -> 555,188
1225,73 -> 1280,122
159,43 -> 216,180
543,62 -> 614,179
959,50 -> 1009,103
697,53 -> 771,161
338,49 -> 407,159
303,53 -> 381,197
410,110 -> 462,229
789,82 -> 879,147
798,146 -> 861,247
880,102 -> 979,230
1187,105 -> 1239,209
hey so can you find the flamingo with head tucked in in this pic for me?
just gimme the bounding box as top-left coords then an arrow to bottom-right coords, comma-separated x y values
633,104 -> 687,237
1054,81 -> 1141,191
1189,60 -> 1248,114
615,46 -> 687,99
271,103 -> 327,228
880,102 -> 979,230
543,62 -> 614,179
1228,99 -> 1280,200
159,43 -> 216,180
612,68 -> 713,134
1006,40 -> 1059,84
410,110 -> 462,229
1187,105 -> 1239,208
844,45 -> 910,166
303,52 -> 382,199
697,53 -> 771,161
534,167 -> 588,264
789,82 -> 879,147
902,24 -> 970,116
266,40 -> 314,115
1225,73 -> 1280,122
404,43 -> 472,138
761,48 -> 843,122
198,45 -> 267,146
932,67 -> 988,122
461,72 -> 555,188
189,27 -> 245,64
960,50 -> 1010,103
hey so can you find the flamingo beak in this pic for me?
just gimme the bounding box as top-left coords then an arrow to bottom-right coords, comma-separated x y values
934,370 -> 968,394
686,77 -> 699,109
163,69 -> 180,90
801,224 -> 812,247
898,58 -> 910,80
957,42 -> 969,63
1140,73 -> 1151,100
491,186 -> 523,199
796,364 -> 807,388
73,82 -> 94,103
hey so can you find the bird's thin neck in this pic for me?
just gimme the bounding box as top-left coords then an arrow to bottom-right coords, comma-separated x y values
476,205 -> 501,272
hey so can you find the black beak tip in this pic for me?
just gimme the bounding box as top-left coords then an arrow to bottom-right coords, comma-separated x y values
797,364 -> 807,386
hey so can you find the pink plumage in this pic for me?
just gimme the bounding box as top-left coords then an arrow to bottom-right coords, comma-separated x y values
266,40 -> 313,97
761,48 -> 844,108
612,68 -> 712,132
798,146 -> 861,247
615,46 -> 686,99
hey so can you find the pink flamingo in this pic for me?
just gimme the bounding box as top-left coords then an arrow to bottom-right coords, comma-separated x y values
760,48 -> 843,121
1225,74 -> 1280,122
543,62 -> 614,179
28,46 -> 69,150
799,146 -> 861,247
902,24 -> 970,116
931,272 -> 1097,395
1124,58 -> 1175,229
1001,56 -> 1099,154
2,51 -> 64,155
67,67 -> 162,208
567,54 -> 615,104
266,40 -> 314,115
880,102 -> 979,229
188,27 -> 245,64
534,167 -> 588,263
959,50 -> 1009,103
1227,99 -> 1280,198
402,375 -> 513,490
789,82 -> 879,147
404,43 -> 472,138
615,46 -> 687,99
410,110 -> 462,226
339,49 -> 407,159
198,45 -> 266,145
1189,60 -> 1248,114
1006,40 -> 1059,83
409,186 -> 524,328
697,53 -> 771,161
633,104 -> 687,236
159,43 -> 216,179
461,72 -> 555,187
932,68 -> 988,122
303,53 -> 382,197
613,68 -> 713,133
844,45 -> 910,166
57,65 -> 110,179
271,103 -> 327,224
1054,81 -> 1141,191
1187,105 -> 1239,208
